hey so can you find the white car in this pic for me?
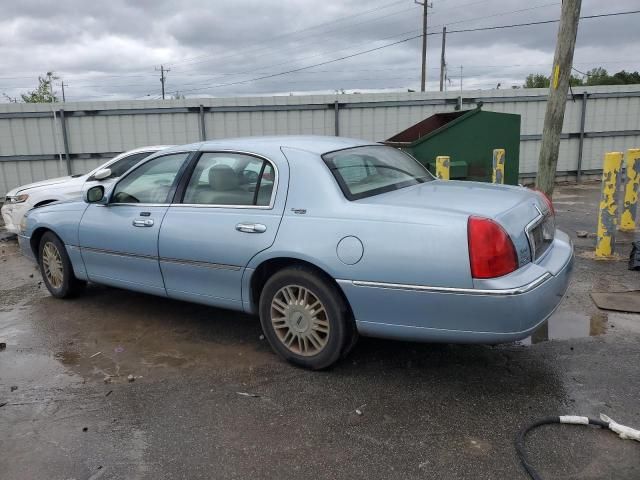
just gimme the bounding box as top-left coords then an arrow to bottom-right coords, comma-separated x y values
1,146 -> 171,233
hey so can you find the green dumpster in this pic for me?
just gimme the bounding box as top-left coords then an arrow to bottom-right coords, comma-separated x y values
385,106 -> 521,185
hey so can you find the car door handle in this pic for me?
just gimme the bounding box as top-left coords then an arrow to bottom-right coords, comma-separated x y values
132,219 -> 154,227
236,223 -> 267,233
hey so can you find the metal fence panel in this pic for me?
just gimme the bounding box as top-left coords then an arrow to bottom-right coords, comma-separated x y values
2,85 -> 640,195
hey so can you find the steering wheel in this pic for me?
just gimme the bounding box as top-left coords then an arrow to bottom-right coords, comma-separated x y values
113,191 -> 140,203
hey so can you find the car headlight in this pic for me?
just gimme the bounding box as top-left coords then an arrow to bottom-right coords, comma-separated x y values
6,194 -> 29,204
19,216 -> 28,234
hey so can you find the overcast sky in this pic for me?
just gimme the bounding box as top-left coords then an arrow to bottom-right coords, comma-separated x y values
1,0 -> 639,102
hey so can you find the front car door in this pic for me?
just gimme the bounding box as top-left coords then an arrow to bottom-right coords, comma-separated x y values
78,152 -> 191,295
158,151 -> 284,310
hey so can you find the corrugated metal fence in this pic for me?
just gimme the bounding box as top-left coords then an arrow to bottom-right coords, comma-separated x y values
1,85 -> 640,196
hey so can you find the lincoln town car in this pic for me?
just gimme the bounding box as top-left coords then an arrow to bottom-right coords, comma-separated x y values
17,136 -> 573,369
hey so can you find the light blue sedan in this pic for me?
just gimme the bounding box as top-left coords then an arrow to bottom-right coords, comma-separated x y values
18,136 -> 573,369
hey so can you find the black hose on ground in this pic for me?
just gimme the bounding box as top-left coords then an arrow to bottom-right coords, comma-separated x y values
515,416 -> 610,480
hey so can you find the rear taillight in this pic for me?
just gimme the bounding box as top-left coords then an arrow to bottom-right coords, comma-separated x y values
467,216 -> 518,279
533,189 -> 555,216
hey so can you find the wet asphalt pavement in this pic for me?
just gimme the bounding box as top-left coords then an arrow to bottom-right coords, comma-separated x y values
1,183 -> 639,479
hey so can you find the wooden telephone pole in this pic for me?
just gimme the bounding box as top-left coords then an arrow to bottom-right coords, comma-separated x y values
536,0 -> 582,195
439,26 -> 446,92
156,65 -> 170,100
415,0 -> 433,92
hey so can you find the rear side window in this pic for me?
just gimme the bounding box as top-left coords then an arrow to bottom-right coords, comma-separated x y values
182,152 -> 275,207
322,145 -> 433,200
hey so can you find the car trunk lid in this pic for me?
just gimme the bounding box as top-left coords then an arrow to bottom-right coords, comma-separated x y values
357,179 -> 552,268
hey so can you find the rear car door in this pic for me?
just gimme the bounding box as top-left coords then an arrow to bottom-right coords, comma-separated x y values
158,151 -> 283,309
78,152 -> 191,295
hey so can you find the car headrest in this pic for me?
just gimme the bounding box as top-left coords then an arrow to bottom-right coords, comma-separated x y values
208,165 -> 239,191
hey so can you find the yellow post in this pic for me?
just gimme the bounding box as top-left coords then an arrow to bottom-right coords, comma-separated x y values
595,152 -> 623,258
492,148 -> 505,184
620,148 -> 639,232
435,156 -> 450,180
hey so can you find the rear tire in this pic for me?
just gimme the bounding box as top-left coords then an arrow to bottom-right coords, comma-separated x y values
259,266 -> 355,369
38,232 -> 85,298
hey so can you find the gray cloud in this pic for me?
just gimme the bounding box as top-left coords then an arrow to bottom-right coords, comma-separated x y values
0,0 -> 639,101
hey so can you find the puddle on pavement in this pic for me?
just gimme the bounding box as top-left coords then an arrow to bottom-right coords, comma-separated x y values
519,311 -> 609,345
520,309 -> 640,346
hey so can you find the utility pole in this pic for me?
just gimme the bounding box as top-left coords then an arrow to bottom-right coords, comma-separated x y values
536,0 -> 582,196
61,81 -> 66,102
415,0 -> 433,92
439,26 -> 446,92
156,65 -> 170,100
47,72 -> 55,103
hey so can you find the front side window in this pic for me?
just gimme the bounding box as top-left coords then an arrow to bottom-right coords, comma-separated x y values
182,152 -> 275,207
322,145 -> 433,200
112,153 -> 189,204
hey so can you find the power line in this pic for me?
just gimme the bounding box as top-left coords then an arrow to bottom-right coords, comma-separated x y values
175,8 -> 640,95
445,9 -> 640,34
0,0 -> 558,85
165,1 -> 561,93
169,1 -> 559,76
161,0 -> 410,69
4,8 -> 639,99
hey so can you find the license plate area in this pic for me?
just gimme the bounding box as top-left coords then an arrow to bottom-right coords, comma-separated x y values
528,213 -> 554,261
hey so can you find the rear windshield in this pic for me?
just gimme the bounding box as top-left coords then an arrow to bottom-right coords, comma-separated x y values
322,145 -> 433,200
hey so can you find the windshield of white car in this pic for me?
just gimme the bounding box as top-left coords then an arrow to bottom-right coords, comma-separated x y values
322,145 -> 433,200
88,151 -> 155,181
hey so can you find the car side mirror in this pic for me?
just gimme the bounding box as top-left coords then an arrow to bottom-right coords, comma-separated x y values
84,185 -> 105,203
93,168 -> 112,181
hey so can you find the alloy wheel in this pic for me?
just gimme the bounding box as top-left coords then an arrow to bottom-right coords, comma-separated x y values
42,241 -> 64,289
270,285 -> 330,356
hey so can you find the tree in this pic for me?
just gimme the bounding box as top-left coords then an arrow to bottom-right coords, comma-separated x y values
20,72 -> 59,103
2,93 -> 18,103
524,67 -> 640,88
524,72 -> 583,88
172,91 -> 186,100
583,67 -> 611,85
612,70 -> 640,84
524,73 -> 550,88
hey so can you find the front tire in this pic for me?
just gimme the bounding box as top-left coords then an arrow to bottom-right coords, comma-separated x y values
259,266 -> 355,369
38,232 -> 85,298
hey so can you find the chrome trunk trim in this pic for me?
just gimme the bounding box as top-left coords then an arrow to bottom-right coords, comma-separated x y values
349,274 -> 553,296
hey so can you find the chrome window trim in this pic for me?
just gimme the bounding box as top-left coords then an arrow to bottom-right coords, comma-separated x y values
173,149 -> 279,210
349,273 -> 553,296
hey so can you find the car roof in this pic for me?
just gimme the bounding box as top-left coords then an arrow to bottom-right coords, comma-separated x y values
158,136 -> 377,158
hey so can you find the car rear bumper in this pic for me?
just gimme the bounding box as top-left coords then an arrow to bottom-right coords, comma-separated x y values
338,229 -> 574,344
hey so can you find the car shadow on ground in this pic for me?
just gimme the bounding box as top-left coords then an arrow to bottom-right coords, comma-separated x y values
32,283 -> 563,397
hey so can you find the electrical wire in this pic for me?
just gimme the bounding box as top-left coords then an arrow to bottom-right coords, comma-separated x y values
173,8 -> 640,95
169,1 -> 560,77
157,1 -> 562,94
3,8 -> 640,99
514,415 -> 640,480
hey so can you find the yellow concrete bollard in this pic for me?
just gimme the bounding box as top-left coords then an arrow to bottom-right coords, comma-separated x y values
492,148 -> 505,184
620,148 -> 639,232
435,156 -> 450,180
595,152 -> 623,258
